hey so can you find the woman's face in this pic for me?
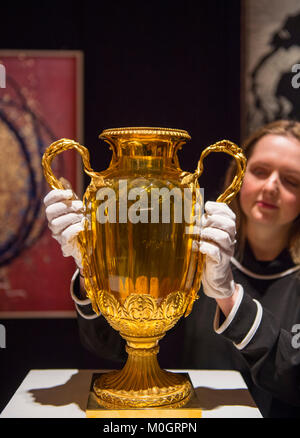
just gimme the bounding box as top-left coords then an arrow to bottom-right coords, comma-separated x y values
239,134 -> 300,229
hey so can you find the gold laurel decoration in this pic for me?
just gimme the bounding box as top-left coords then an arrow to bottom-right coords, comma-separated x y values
94,382 -> 192,409
124,293 -> 157,320
160,291 -> 185,319
96,290 -> 190,337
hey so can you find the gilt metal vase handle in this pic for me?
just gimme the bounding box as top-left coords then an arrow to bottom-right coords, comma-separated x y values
195,139 -> 246,203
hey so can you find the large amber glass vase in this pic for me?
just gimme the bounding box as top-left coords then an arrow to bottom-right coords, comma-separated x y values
42,127 -> 246,409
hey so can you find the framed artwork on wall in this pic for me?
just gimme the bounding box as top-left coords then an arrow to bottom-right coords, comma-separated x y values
0,50 -> 83,317
241,0 -> 300,138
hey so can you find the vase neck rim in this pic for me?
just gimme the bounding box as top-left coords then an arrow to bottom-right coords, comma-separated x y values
99,127 -> 191,142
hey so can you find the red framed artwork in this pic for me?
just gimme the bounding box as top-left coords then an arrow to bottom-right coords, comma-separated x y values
0,50 -> 84,317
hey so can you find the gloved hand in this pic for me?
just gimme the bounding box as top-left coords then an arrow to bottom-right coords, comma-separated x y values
197,201 -> 237,299
43,189 -> 85,269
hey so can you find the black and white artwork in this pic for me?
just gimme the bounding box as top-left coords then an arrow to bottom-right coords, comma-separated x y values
243,0 -> 300,135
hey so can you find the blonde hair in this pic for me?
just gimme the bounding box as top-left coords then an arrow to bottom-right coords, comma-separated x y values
224,120 -> 300,263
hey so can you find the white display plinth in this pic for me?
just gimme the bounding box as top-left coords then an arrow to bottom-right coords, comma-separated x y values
0,369 -> 262,418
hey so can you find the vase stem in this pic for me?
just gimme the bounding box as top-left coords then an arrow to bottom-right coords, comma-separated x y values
93,342 -> 192,409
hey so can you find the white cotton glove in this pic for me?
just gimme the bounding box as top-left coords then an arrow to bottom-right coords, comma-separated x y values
43,189 -> 85,269
197,201 -> 237,299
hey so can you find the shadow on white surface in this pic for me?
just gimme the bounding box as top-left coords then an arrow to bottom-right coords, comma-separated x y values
195,386 -> 257,410
27,370 -> 257,413
28,370 -> 93,412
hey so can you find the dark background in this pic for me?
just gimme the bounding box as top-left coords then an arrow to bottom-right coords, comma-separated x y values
0,0 -> 241,413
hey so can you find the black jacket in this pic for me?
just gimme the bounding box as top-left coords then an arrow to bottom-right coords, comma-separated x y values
74,242 -> 300,418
